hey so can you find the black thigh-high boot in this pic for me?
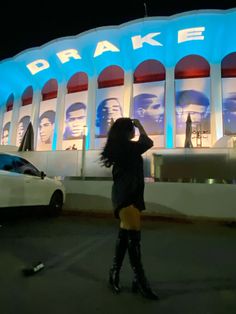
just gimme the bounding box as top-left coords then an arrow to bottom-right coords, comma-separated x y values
127,230 -> 159,300
109,228 -> 128,293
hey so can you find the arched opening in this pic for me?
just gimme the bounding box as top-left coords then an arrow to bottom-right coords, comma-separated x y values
97,65 -> 124,88
132,60 -> 166,144
42,79 -> 58,100
221,52 -> 236,135
21,86 -> 33,106
222,52 -> 236,77
134,59 -> 165,83
62,72 -> 89,151
67,72 -> 88,93
6,93 -> 14,112
175,55 -> 211,148
175,55 -> 210,79
95,66 -> 124,143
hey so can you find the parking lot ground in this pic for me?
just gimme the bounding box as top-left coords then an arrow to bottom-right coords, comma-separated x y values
0,211 -> 236,314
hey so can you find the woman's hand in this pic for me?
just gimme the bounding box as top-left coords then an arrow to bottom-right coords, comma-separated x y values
132,119 -> 147,136
132,119 -> 142,128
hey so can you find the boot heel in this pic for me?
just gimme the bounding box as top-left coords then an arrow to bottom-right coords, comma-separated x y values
132,280 -> 139,293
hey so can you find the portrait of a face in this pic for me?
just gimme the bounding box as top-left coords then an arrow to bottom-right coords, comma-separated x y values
134,93 -> 164,120
102,98 -> 123,123
1,122 -> 10,145
63,102 -> 86,140
16,116 -> 30,146
176,90 -> 210,133
133,93 -> 164,135
96,98 -> 123,136
176,103 -> 206,124
38,110 -> 55,145
223,92 -> 236,135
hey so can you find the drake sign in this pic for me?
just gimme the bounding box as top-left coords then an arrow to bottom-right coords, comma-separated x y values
27,27 -> 205,75
0,9 -> 235,104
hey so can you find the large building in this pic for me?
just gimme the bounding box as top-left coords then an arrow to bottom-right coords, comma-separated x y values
1,8 -> 236,152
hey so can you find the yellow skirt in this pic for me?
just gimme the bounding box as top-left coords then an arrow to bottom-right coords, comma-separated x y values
119,205 -> 141,230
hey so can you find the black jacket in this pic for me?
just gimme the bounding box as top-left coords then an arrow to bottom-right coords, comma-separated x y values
111,134 -> 153,218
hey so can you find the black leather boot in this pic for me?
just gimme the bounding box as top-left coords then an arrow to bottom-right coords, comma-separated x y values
109,228 -> 128,294
128,230 -> 159,300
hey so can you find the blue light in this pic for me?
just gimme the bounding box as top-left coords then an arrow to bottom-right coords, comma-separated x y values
0,8 -> 235,149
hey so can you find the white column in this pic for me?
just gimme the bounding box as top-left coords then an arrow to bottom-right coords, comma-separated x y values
210,63 -> 223,144
123,71 -> 133,117
10,98 -> 21,145
86,76 -> 97,149
54,83 -> 67,150
0,102 -> 5,139
31,90 -> 42,147
165,67 -> 175,148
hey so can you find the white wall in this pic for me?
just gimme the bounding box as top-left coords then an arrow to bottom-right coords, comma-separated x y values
63,180 -> 236,222
5,147 -> 236,179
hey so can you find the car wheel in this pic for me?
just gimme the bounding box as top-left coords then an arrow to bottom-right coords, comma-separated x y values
48,191 -> 63,217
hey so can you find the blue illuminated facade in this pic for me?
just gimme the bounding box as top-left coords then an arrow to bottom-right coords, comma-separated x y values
0,8 -> 236,150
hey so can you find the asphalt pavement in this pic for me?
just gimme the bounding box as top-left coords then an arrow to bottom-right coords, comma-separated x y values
0,212 -> 236,314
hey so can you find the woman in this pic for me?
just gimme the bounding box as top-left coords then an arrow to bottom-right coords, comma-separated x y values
100,117 -> 158,300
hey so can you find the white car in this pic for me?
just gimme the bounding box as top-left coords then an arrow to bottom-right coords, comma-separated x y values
0,152 -> 66,216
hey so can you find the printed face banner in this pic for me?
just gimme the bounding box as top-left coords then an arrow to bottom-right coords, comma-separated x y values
1,111 -> 12,145
175,78 -> 211,147
62,91 -> 88,150
36,99 -> 56,151
222,78 -> 236,135
16,105 -> 32,147
132,81 -> 165,147
95,86 -> 124,148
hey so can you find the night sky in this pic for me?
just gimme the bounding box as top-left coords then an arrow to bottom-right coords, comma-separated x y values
0,0 -> 235,61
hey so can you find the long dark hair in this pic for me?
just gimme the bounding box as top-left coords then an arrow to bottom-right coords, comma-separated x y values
100,117 -> 134,167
